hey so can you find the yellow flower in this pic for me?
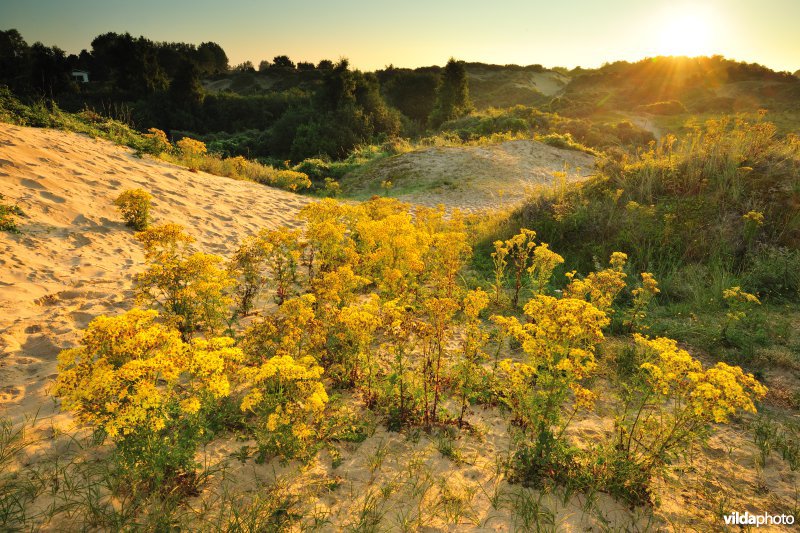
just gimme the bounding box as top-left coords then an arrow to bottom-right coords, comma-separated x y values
180,397 -> 201,414
742,211 -> 764,226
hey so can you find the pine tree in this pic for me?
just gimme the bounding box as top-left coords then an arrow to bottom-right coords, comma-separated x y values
428,58 -> 472,128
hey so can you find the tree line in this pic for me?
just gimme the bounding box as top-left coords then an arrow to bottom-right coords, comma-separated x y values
0,29 -> 472,162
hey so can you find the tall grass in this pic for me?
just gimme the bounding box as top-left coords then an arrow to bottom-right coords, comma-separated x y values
496,115 -> 800,294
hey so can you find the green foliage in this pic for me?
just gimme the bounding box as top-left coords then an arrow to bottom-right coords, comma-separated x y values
428,59 -> 473,128
500,117 -> 800,285
0,193 -> 26,233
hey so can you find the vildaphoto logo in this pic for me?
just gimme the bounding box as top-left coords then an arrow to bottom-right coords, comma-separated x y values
723,511 -> 795,527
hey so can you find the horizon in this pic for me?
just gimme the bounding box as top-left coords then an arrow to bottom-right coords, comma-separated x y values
1,0 -> 798,74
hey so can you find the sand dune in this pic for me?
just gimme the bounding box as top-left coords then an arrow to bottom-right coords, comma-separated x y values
342,140 -> 594,212
0,124 -> 311,424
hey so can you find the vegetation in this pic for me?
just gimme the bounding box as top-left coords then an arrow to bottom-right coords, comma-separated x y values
0,193 -> 26,233
113,188 -> 151,230
4,184 -> 776,528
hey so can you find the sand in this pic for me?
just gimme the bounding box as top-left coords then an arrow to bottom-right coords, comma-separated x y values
0,123 -> 311,426
342,140 -> 595,212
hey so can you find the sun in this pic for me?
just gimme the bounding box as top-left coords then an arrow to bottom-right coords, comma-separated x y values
655,7 -> 716,57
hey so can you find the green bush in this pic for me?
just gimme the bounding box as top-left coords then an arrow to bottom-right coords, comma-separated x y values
292,158 -> 331,183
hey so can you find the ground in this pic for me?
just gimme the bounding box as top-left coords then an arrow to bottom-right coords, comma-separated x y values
0,124 -> 797,531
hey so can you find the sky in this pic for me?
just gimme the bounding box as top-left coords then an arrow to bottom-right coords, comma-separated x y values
1,0 -> 798,72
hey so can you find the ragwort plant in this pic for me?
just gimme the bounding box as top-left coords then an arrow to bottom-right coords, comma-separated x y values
135,224 -> 234,339
52,309 -> 242,491
607,334 -> 767,504
493,293 -> 608,480
47,194 -> 774,525
113,188 -> 152,230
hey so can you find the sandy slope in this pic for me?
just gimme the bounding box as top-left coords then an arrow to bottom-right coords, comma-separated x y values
342,140 -> 595,212
0,124 -> 311,424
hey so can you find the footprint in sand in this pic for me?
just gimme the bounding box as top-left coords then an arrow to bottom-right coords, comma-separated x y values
0,385 -> 24,403
21,177 -> 45,189
70,233 -> 92,247
70,311 -> 96,328
39,190 -> 66,203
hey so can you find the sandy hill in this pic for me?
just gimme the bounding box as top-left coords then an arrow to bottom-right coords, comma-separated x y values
466,66 -> 569,108
0,124 -> 311,424
341,140 -> 595,212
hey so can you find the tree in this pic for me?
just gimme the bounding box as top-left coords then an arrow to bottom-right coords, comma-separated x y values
89,33 -> 168,97
0,29 -> 29,91
317,59 -> 334,70
382,70 -> 439,123
272,55 -> 295,70
258,60 -> 271,72
28,42 -> 71,96
170,59 -> 204,107
233,61 -> 255,72
428,58 -> 472,128
196,41 -> 228,74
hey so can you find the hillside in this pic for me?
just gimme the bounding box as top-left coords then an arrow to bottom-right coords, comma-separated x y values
340,139 -> 595,211
0,124 -> 310,424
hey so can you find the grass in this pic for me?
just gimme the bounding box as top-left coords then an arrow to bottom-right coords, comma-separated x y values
0,193 -> 27,233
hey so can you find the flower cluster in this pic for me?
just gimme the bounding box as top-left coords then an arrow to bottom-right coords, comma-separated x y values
239,353 -> 328,456
635,334 -> 767,423
723,286 -> 761,322
143,127 -> 171,154
176,137 -> 207,157
564,252 -> 628,313
742,210 -> 765,226
53,309 -> 242,439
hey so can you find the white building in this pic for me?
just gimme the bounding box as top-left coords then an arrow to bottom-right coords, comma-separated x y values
71,70 -> 89,83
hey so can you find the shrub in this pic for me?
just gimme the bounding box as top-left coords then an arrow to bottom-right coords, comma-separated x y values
536,132 -> 598,155
292,158 -> 331,182
113,189 -> 152,230
142,128 -> 171,155
176,137 -> 207,157
134,224 -> 234,339
52,309 -> 242,490
608,334 -> 767,504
